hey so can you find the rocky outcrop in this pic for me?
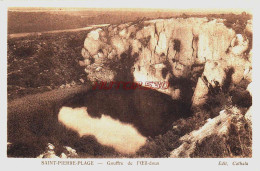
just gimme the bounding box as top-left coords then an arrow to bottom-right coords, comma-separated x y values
37,143 -> 78,158
7,13 -> 252,158
78,16 -> 252,158
170,106 -> 251,157
80,17 -> 252,106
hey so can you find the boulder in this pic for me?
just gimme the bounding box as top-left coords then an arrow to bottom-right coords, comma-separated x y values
203,60 -> 226,87
192,77 -> 209,106
230,34 -> 249,56
170,107 -> 245,158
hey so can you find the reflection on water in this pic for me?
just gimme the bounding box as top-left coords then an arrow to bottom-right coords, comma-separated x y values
60,87 -> 191,153
58,106 -> 146,154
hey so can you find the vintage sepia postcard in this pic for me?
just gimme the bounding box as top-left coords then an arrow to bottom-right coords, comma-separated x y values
0,0 -> 259,170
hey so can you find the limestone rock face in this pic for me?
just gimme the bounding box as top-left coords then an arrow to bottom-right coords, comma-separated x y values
191,77 -> 209,106
230,34 -> 249,56
7,13 -> 252,158
203,61 -> 227,87
170,107 -> 248,158
81,17 -> 252,105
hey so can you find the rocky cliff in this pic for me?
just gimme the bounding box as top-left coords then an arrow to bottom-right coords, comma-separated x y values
7,13 -> 252,158
79,14 -> 252,157
81,15 -> 252,105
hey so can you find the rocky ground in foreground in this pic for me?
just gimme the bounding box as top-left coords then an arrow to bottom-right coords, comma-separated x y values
8,13 -> 252,158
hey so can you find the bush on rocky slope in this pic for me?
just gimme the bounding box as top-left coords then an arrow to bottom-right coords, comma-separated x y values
7,31 -> 91,100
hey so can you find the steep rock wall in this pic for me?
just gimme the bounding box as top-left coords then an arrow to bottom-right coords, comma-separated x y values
81,17 -> 252,106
